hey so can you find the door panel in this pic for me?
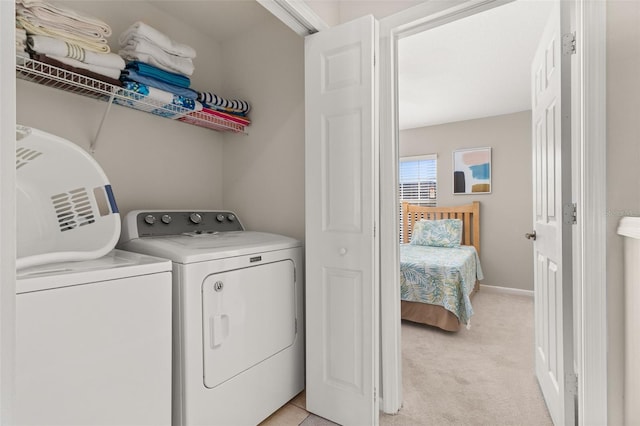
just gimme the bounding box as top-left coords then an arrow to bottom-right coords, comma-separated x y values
201,261 -> 296,389
531,2 -> 575,424
305,15 -> 379,426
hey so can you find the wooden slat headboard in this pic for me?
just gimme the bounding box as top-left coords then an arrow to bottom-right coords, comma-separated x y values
402,201 -> 481,256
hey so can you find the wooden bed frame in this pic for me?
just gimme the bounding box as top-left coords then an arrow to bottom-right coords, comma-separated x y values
400,201 -> 481,331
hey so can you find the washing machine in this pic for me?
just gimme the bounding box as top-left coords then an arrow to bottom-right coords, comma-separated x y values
118,210 -> 304,426
15,249 -> 173,426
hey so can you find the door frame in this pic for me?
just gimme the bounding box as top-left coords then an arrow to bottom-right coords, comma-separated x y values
378,0 -> 607,423
0,1 -> 17,424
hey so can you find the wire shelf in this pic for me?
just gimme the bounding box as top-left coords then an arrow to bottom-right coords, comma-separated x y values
16,56 -> 248,135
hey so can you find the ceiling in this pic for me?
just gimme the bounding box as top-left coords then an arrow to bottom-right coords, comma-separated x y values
140,1 -> 553,130
398,0 -> 553,129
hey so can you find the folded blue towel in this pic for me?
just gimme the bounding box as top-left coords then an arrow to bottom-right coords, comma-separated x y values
121,70 -> 198,100
116,80 -> 200,119
125,61 -> 191,88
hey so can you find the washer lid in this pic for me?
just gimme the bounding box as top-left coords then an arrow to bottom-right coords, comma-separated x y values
118,231 -> 301,264
16,249 -> 172,294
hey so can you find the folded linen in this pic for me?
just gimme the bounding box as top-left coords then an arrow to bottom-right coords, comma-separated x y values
16,27 -> 27,41
17,15 -> 110,53
116,80 -> 202,119
46,55 -> 121,80
119,21 -> 196,59
29,53 -> 122,87
119,37 -> 194,76
121,71 -> 198,100
28,35 -> 125,70
197,92 -> 251,115
17,0 -> 111,37
201,107 -> 251,126
125,61 -> 190,88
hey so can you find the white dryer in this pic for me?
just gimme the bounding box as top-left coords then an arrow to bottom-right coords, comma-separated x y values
118,210 -> 304,426
15,249 -> 172,426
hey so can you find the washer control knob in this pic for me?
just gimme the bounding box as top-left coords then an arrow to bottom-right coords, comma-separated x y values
189,213 -> 202,224
216,214 -> 226,222
161,214 -> 172,224
144,214 -> 156,225
227,214 -> 236,222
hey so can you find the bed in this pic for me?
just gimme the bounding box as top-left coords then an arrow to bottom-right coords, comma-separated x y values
400,201 -> 483,331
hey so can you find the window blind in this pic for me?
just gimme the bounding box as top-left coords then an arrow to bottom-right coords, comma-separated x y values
399,154 -> 437,242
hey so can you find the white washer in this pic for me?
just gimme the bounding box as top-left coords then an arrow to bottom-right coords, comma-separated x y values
15,249 -> 173,426
118,210 -> 304,426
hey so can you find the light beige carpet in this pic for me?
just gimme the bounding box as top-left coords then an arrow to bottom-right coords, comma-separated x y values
380,289 -> 553,426
263,290 -> 552,426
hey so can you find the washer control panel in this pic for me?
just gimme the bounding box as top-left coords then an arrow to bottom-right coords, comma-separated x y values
135,210 -> 244,237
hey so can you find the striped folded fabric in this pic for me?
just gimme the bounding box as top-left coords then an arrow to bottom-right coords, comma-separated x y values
196,92 -> 251,115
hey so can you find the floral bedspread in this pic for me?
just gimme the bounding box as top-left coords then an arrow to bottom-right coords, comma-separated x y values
400,244 -> 484,325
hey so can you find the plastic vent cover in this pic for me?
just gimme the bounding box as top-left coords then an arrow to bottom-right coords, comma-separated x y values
16,125 -> 121,269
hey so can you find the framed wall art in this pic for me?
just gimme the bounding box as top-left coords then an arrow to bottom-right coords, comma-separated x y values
453,147 -> 491,194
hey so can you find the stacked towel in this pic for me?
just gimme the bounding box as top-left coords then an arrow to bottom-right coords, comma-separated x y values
121,62 -> 197,99
196,92 -> 251,116
118,22 -> 202,113
16,26 -> 29,59
16,0 -> 111,53
115,80 -> 202,120
118,21 -> 195,76
17,0 -> 122,84
27,35 -> 125,80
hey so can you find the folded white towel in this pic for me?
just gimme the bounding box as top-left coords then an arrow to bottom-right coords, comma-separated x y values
17,15 -> 109,53
16,0 -> 111,37
119,21 -> 196,59
16,27 -> 28,40
119,38 -> 194,76
28,35 -> 125,70
48,55 -> 122,80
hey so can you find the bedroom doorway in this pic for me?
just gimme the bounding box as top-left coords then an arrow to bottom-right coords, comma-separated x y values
381,0 -> 608,423
394,0 -> 550,416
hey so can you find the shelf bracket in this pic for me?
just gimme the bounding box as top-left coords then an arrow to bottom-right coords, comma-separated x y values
90,87 -> 117,154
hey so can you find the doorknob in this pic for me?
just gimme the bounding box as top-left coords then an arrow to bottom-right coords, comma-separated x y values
525,231 -> 537,241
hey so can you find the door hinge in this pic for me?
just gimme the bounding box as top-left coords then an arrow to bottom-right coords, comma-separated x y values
562,32 -> 576,55
374,387 -> 377,402
566,372 -> 578,396
564,203 -> 577,225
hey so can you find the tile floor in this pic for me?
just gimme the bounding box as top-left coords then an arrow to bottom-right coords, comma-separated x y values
259,391 -> 337,426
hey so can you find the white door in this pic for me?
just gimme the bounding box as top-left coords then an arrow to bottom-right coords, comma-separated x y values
304,15 -> 379,426
530,2 -> 575,425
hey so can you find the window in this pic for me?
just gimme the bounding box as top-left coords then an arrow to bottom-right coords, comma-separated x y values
399,154 -> 437,242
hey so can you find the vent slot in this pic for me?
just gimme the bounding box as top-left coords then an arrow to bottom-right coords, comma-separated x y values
51,187 -> 96,232
16,147 -> 43,170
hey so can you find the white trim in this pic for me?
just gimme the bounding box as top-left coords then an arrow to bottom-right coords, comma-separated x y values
479,284 -> 534,297
577,1 -> 607,423
0,1 -> 16,424
399,153 -> 437,162
256,0 -> 329,35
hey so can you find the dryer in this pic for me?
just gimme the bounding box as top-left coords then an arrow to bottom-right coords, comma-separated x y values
118,210 -> 304,426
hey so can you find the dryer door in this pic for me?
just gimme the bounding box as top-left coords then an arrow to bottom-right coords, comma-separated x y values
202,259 -> 296,388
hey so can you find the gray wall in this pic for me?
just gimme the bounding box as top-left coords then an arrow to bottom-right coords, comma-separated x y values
400,111 -> 533,291
607,1 -> 640,423
220,18 -> 305,242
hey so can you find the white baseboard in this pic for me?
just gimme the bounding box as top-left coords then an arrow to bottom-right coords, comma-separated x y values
479,284 -> 533,297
